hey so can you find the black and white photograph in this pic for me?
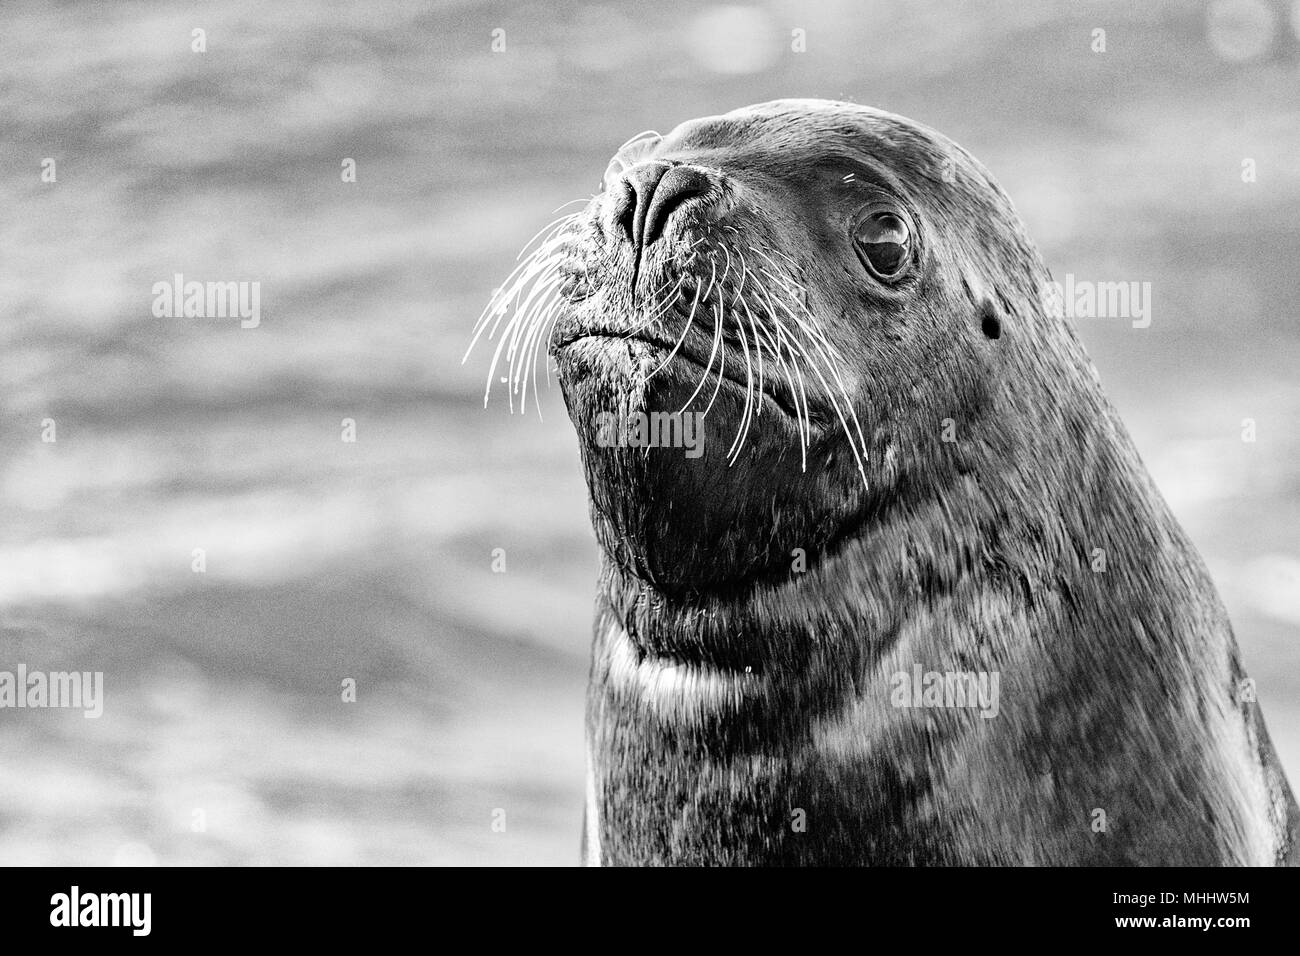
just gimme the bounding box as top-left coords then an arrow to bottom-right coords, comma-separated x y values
1,0 -> 1297,922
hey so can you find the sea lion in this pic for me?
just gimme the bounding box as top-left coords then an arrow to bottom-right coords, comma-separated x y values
469,99 -> 1298,866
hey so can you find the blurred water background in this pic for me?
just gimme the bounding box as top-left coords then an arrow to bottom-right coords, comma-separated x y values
0,0 -> 1296,865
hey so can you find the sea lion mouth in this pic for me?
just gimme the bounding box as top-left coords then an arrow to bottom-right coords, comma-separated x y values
552,328 -> 817,428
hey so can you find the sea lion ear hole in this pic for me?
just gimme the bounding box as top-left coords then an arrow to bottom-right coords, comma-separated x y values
980,302 -> 1002,340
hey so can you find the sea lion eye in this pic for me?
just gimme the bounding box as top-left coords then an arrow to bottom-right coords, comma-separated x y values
853,210 -> 911,281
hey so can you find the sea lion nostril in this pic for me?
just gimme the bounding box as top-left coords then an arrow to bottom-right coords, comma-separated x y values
611,178 -> 638,246
612,162 -> 670,248
613,163 -> 712,250
642,166 -> 712,246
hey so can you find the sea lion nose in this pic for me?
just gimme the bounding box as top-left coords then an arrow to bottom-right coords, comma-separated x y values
612,163 -> 713,249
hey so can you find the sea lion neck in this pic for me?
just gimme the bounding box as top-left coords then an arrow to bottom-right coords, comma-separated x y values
590,450 -> 1010,676
587,367 -> 1134,682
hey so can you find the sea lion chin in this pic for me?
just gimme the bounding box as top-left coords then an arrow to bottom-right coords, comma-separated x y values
551,332 -> 851,592
471,99 -> 1298,866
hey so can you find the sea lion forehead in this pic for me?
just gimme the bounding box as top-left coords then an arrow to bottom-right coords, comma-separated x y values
659,99 -> 949,165
654,99 -> 954,201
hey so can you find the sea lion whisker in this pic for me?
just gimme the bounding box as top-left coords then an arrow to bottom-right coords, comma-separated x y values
489,288 -> 541,405
747,247 -> 811,310
706,246 -> 740,423
646,277 -> 704,381
777,290 -> 867,454
748,247 -> 795,303
514,211 -> 581,264
678,268 -> 727,415
508,287 -> 559,413
798,353 -> 869,487
521,290 -> 568,417
755,263 -> 827,337
734,249 -> 767,417
776,313 -> 869,474
650,253 -> 716,381
715,248 -> 813,462
767,316 -> 814,464
542,300 -> 565,390
527,308 -> 561,416
493,274 -> 563,412
736,278 -> 767,421
466,244 -> 553,354
758,302 -> 810,467
759,272 -> 849,374
482,237 -> 569,344
771,247 -> 802,270
485,314 -> 524,409
551,196 -> 595,214
747,250 -> 823,333
726,315 -> 757,462
623,273 -> 686,338
615,129 -> 662,153
493,243 -> 574,364
701,297 -> 729,419
779,340 -> 810,470
505,266 -> 564,357
786,287 -> 851,367
644,274 -> 689,325
700,253 -> 719,306
808,339 -> 868,455
778,311 -> 862,451
717,242 -> 734,289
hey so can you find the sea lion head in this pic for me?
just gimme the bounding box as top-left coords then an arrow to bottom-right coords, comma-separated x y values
473,99 -> 1075,595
